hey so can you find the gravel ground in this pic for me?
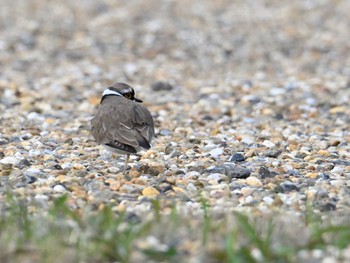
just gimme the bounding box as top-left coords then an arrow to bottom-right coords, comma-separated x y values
1,0 -> 350,259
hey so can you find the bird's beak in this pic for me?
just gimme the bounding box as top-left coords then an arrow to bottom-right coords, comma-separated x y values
134,97 -> 143,103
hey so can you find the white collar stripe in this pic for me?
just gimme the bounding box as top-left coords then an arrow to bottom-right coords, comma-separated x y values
102,89 -> 122,97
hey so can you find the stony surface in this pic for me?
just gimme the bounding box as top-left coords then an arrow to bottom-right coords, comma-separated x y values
0,0 -> 350,261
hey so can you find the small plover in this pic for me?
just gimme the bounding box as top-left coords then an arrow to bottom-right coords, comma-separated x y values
91,83 -> 154,174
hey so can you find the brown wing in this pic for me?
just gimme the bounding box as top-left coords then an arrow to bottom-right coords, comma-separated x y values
91,96 -> 154,149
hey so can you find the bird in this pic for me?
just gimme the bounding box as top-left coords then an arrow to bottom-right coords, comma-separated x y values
91,83 -> 155,174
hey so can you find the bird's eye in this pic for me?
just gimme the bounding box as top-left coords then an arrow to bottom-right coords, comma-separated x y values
125,93 -> 132,99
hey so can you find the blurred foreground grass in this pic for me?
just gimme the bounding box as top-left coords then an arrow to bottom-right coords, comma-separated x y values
1,195 -> 350,263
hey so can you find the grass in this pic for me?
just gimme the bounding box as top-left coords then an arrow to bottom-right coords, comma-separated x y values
1,194 -> 350,263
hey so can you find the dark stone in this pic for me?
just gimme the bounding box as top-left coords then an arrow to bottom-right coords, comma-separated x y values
10,136 -> 21,142
151,81 -> 174,91
17,159 -> 32,169
274,113 -> 284,120
202,115 -> 214,121
170,151 -> 181,158
275,181 -> 299,193
264,150 -> 282,158
0,139 -> 9,145
125,212 -> 141,224
259,166 -> 274,178
229,153 -> 245,162
320,202 -> 336,212
316,190 -> 329,199
295,153 -> 307,159
206,164 -> 251,179
53,164 -> 63,170
286,170 -> 300,177
24,174 -> 37,184
330,159 -> 350,166
159,184 -> 173,193
188,138 -> 201,144
21,134 -> 31,140
319,173 -> 330,180
64,138 -> 74,145
138,164 -> 160,176
0,152 -> 4,158
165,143 -> 175,155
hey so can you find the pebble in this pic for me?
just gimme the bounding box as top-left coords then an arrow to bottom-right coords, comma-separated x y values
262,140 -> 276,148
245,176 -> 263,187
208,148 -> 224,158
0,156 -> 19,165
142,186 -> 160,197
276,181 -> 299,193
151,81 -> 174,91
16,159 -> 32,169
186,183 -> 197,192
229,153 -> 245,162
53,184 -> 67,193
240,187 -> 255,197
206,164 -> 251,179
263,196 -> 274,205
259,166 -> 274,178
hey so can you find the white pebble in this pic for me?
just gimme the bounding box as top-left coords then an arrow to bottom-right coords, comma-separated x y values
263,196 -> 274,205
209,148 -> 224,158
61,162 -> 72,169
0,156 -> 19,165
186,183 -> 197,192
207,173 -> 222,181
53,184 -> 66,193
262,140 -> 276,148
331,166 -> 343,174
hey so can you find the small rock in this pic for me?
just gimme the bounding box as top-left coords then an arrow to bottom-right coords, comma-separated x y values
53,184 -> 67,193
159,129 -> 171,136
138,163 -> 163,176
240,187 -> 255,196
331,166 -> 343,175
209,148 -> 224,158
207,173 -> 223,181
56,175 -> 72,183
91,189 -> 114,200
107,167 -> 120,174
165,142 -> 177,155
320,202 -> 336,212
263,196 -> 274,205
188,138 -> 201,144
306,172 -> 318,179
73,163 -> 84,170
245,176 -> 263,187
186,183 -> 197,192
151,81 -> 174,91
24,174 -> 37,184
259,166 -> 274,178
229,153 -> 245,162
318,150 -> 330,157
17,159 -> 32,169
275,181 -> 299,193
142,186 -> 160,197
262,140 -> 276,148
264,150 -> 281,158
24,168 -> 44,178
206,164 -> 251,179
0,156 -> 19,165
